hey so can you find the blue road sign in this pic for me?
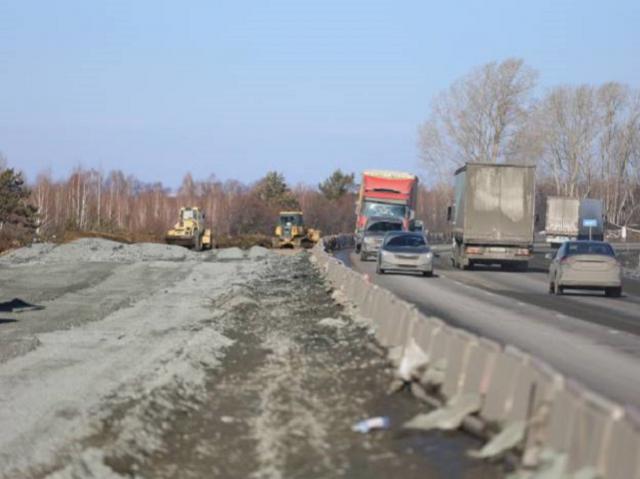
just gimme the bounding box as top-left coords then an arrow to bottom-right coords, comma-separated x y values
582,218 -> 598,228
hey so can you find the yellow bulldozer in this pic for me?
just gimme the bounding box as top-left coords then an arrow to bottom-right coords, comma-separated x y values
165,207 -> 213,251
273,211 -> 320,249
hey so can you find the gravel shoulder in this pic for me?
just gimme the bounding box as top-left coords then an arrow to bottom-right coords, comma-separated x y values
0,240 -> 501,478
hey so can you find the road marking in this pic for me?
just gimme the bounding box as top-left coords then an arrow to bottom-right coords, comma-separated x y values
517,301 -> 526,306
484,291 -> 495,297
555,313 -> 566,319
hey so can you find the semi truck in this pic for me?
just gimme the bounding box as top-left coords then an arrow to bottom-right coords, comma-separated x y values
354,170 -> 418,252
449,163 -> 536,270
545,196 -> 580,246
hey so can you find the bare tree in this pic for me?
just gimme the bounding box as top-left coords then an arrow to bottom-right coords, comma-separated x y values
533,85 -> 598,197
419,58 -> 537,175
596,83 -> 640,225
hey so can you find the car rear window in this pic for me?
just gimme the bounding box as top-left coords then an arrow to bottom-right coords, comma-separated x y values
386,235 -> 427,248
565,242 -> 615,257
367,221 -> 403,232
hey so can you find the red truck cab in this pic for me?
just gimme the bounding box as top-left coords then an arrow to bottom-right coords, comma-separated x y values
355,171 -> 419,250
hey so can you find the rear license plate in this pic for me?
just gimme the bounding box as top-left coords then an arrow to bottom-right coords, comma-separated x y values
489,247 -> 506,253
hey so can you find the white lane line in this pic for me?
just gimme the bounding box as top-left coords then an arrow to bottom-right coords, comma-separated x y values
555,313 -> 567,319
517,301 -> 526,306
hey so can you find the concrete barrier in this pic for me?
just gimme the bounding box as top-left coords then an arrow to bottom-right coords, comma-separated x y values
566,384 -> 624,475
521,357 -> 565,468
480,346 -> 529,425
376,303 -> 416,348
441,329 -> 477,401
604,407 -> 640,479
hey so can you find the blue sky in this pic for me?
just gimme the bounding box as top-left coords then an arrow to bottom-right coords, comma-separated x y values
1,0 -> 639,188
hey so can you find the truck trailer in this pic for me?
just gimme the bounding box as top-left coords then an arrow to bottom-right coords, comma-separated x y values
578,198 -> 604,241
545,196 -> 580,246
449,163 -> 536,270
354,170 -> 418,252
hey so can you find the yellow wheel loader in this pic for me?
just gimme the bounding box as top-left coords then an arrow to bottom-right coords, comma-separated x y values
165,207 -> 213,251
273,211 -> 320,249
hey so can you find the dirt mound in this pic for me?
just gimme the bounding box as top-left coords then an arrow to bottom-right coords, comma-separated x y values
0,238 -> 199,264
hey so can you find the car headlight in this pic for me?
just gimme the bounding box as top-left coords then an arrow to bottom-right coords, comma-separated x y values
380,250 -> 391,258
364,236 -> 376,244
417,252 -> 432,263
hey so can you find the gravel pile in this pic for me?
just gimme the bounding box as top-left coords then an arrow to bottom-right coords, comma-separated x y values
216,247 -> 246,261
0,239 -> 200,264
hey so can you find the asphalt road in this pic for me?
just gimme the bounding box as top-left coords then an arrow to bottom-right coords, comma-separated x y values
337,248 -> 640,409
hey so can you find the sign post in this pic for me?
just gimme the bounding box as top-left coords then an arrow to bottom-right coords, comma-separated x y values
582,218 -> 598,241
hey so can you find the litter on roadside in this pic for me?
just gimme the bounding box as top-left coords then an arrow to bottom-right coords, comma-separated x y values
352,416 -> 390,434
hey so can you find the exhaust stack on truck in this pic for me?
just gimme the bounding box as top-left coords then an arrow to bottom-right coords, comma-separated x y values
354,170 -> 418,252
449,163 -> 536,270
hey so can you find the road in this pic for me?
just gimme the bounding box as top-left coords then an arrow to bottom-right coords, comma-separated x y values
337,248 -> 640,409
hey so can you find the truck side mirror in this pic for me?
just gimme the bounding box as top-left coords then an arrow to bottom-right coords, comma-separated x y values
446,206 -> 452,222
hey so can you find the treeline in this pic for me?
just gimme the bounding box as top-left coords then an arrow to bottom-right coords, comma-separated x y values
420,58 -> 640,227
0,163 -> 452,248
28,169 -> 362,241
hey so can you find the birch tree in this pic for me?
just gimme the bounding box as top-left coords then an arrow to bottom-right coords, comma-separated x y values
419,58 -> 537,175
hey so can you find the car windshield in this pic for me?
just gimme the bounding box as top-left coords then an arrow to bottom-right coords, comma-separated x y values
386,235 -> 427,248
366,221 -> 403,232
565,242 -> 615,257
362,202 -> 407,218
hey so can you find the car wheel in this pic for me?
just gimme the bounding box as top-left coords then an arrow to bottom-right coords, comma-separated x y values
605,287 -> 622,298
548,281 -> 554,294
376,266 -> 385,274
423,271 -> 433,277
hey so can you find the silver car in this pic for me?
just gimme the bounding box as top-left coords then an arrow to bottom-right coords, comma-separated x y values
376,232 -> 433,276
547,241 -> 622,297
359,216 -> 404,261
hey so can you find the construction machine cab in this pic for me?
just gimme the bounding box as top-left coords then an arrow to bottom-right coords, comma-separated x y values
276,211 -> 304,239
279,211 -> 304,227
